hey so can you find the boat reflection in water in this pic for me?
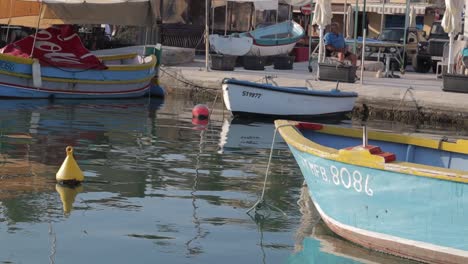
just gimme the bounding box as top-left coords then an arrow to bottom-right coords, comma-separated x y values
0,98 -> 164,224
218,118 -> 287,154
288,186 -> 420,264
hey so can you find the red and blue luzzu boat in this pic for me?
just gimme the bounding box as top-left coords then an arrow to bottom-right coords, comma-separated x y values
275,120 -> 468,264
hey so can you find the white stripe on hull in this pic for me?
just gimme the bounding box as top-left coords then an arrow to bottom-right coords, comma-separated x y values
312,199 -> 468,264
223,83 -> 355,116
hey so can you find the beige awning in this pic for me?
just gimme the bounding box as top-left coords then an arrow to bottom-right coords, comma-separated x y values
356,3 -> 434,15
296,4 -> 347,15
0,0 -> 160,27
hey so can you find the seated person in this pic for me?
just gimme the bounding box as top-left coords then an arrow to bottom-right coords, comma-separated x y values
324,22 -> 357,66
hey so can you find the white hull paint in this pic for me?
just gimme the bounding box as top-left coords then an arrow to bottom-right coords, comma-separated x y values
222,83 -> 356,116
247,42 -> 297,57
209,35 -> 253,56
312,199 -> 468,264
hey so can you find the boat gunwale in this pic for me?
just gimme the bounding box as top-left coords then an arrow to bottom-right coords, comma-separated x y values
223,79 -> 358,98
0,53 -> 157,71
275,120 -> 468,183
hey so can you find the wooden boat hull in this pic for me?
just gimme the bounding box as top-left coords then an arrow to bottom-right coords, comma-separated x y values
0,47 -> 162,99
222,79 -> 357,118
276,120 -> 468,264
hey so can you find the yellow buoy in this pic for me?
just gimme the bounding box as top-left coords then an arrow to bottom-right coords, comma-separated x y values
56,184 -> 83,214
56,146 -> 84,185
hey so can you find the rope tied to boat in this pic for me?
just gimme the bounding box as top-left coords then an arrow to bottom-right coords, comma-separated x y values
246,123 -> 295,218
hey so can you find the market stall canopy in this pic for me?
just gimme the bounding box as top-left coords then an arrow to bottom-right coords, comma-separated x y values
212,0 -> 278,10
212,0 -> 309,9
281,0 -> 309,6
0,0 -> 160,27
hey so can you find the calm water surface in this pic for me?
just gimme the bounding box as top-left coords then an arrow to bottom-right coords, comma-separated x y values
0,95 -> 462,264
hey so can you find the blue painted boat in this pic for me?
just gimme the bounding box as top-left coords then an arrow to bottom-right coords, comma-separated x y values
276,120 -> 468,264
211,21 -> 305,57
0,0 -> 164,99
0,48 -> 162,99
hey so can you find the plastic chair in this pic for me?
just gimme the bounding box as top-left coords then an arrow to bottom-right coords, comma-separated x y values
436,43 -> 449,78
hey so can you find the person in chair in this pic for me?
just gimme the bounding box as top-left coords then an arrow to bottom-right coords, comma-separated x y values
324,22 -> 357,66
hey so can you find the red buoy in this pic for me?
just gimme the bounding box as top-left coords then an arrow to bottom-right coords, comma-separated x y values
192,104 -> 209,120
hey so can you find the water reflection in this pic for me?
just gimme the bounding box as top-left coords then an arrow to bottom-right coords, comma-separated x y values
0,95 -> 447,263
55,184 -> 83,215
218,118 -> 287,153
0,97 -> 306,264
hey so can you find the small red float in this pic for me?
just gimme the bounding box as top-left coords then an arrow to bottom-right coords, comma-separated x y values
192,104 -> 209,120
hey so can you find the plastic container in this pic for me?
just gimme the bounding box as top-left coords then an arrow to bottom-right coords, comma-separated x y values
210,54 -> 237,71
273,56 -> 295,70
243,56 -> 265,71
442,74 -> 468,93
318,63 -> 356,83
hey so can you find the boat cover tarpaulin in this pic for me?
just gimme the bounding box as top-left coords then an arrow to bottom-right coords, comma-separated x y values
0,26 -> 106,70
0,0 -> 160,27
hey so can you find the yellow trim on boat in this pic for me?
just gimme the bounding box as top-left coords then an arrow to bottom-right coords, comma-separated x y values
319,125 -> 468,155
0,69 -> 154,85
0,53 -> 34,65
98,53 -> 138,61
275,120 -> 468,184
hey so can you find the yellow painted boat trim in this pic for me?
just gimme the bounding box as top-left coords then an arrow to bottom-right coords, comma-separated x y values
0,53 -> 34,65
0,69 -> 154,85
275,120 -> 468,184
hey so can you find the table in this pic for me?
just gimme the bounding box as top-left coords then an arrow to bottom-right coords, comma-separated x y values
346,39 -> 404,78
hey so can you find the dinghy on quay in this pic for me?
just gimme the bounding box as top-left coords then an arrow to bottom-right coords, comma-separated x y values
210,21 -> 305,56
275,120 -> 468,264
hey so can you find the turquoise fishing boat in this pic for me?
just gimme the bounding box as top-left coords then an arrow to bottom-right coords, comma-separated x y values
0,0 -> 164,99
276,120 -> 468,264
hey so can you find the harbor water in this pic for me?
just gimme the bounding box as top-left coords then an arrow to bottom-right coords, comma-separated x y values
0,94 -> 463,264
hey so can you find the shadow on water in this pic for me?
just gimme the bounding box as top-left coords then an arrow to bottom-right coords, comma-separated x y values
0,94 -> 463,263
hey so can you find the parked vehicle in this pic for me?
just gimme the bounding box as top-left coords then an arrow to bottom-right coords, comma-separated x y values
415,21 -> 450,73
365,27 -> 427,71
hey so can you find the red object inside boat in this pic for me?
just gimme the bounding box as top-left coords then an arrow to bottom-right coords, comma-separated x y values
0,25 -> 106,70
345,145 -> 396,163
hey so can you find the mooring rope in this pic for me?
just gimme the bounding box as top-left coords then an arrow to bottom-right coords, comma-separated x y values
246,124 -> 294,216
159,66 -> 219,92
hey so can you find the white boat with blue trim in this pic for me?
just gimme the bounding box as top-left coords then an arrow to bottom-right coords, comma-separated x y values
222,78 -> 358,118
276,120 -> 468,264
